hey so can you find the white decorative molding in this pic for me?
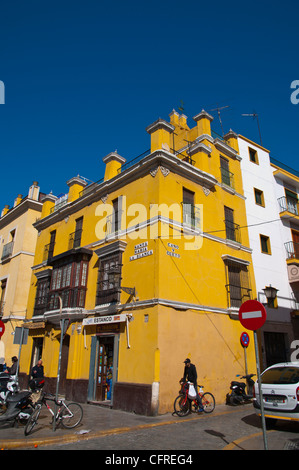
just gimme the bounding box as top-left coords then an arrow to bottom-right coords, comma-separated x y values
150,166 -> 170,177
101,194 -> 109,203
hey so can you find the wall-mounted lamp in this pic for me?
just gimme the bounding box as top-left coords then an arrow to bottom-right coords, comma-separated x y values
263,285 -> 279,308
263,285 -> 279,300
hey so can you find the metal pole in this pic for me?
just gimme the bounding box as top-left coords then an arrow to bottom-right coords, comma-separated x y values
53,297 -> 64,431
244,346 -> 248,376
254,330 -> 268,450
16,327 -> 24,389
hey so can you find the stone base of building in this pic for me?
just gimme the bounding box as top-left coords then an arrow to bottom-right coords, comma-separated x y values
18,374 -> 157,415
112,382 -> 154,416
18,374 -> 89,403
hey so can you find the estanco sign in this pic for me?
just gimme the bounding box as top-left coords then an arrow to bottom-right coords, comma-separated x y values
83,314 -> 128,326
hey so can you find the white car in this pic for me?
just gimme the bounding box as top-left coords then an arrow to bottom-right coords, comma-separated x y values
253,362 -> 299,423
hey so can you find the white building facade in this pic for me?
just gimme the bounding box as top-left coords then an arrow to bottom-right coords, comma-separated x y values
238,135 -> 298,369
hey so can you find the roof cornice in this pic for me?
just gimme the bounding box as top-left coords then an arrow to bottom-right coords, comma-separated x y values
34,150 -> 218,231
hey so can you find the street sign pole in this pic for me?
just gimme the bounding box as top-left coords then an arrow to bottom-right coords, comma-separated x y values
253,329 -> 268,451
244,345 -> 248,376
53,296 -> 64,432
240,332 -> 250,375
239,300 -> 268,451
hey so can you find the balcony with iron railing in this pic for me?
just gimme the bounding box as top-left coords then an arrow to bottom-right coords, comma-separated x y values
50,194 -> 68,213
285,241 -> 299,261
43,242 -> 55,262
1,241 -> 14,262
68,230 -> 82,250
106,211 -> 123,237
182,203 -> 200,229
278,196 -> 299,216
225,220 -> 241,244
220,167 -> 235,189
226,284 -> 252,309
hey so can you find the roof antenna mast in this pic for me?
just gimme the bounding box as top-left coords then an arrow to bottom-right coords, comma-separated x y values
209,104 -> 230,136
242,112 -> 263,146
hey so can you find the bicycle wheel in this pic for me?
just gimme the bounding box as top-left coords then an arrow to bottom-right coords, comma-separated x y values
60,402 -> 83,429
201,392 -> 215,413
24,404 -> 42,436
173,395 -> 190,417
190,399 -> 201,413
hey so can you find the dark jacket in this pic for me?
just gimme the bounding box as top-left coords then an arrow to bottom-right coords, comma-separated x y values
183,363 -> 198,384
31,364 -> 44,378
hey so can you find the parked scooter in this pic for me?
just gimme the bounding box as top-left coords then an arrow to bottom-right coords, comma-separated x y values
0,377 -> 45,427
226,374 -> 256,406
0,372 -> 18,413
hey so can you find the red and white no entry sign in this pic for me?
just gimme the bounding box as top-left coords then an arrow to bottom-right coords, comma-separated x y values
239,300 -> 267,331
0,320 -> 5,338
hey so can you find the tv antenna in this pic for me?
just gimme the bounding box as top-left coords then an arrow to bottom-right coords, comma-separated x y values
178,100 -> 185,112
209,105 -> 230,136
241,112 -> 263,146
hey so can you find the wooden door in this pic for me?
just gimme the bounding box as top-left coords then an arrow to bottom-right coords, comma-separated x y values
96,344 -> 108,401
264,332 -> 287,367
292,230 -> 299,258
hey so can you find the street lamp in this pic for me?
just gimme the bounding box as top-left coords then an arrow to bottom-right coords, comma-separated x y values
263,285 -> 279,301
263,285 -> 279,308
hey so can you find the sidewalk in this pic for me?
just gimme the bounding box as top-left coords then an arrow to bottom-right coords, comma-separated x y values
0,403 -> 297,450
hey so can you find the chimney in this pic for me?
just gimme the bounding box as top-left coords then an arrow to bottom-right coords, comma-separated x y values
224,129 -> 239,153
193,110 -> 213,136
40,193 -> 57,219
1,205 -> 10,217
14,194 -> 23,207
146,119 -> 175,153
67,176 -> 88,202
179,114 -> 188,128
169,109 -> 180,126
103,152 -> 126,181
28,181 -> 40,201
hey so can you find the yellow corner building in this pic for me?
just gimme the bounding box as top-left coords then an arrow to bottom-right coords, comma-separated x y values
20,110 -> 257,414
0,182 -> 43,364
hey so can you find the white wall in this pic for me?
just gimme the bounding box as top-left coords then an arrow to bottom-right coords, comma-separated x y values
238,137 -> 295,316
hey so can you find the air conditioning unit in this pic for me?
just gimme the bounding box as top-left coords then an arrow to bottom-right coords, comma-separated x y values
288,263 -> 299,283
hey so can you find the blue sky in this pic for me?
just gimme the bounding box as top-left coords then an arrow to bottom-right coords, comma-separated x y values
0,0 -> 298,206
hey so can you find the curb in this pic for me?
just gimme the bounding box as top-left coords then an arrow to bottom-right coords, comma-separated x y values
0,407 -> 243,450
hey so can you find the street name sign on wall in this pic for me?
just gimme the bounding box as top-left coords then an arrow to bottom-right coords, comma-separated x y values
13,327 -> 29,344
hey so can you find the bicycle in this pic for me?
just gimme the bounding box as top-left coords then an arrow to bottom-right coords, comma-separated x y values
24,391 -> 83,436
173,381 -> 215,417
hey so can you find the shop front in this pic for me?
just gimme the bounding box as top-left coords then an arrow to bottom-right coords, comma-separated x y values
84,313 -> 130,405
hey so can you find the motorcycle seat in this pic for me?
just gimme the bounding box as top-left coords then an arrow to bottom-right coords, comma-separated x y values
231,381 -> 246,388
6,391 -> 31,402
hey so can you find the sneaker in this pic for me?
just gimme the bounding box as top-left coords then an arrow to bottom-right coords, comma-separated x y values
197,407 -> 204,412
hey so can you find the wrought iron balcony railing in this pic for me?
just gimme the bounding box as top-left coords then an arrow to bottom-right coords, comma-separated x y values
43,242 -> 55,262
68,230 -> 82,250
278,196 -> 298,215
220,167 -> 235,189
182,203 -> 200,229
285,241 -> 299,260
226,284 -> 252,309
225,220 -> 241,244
